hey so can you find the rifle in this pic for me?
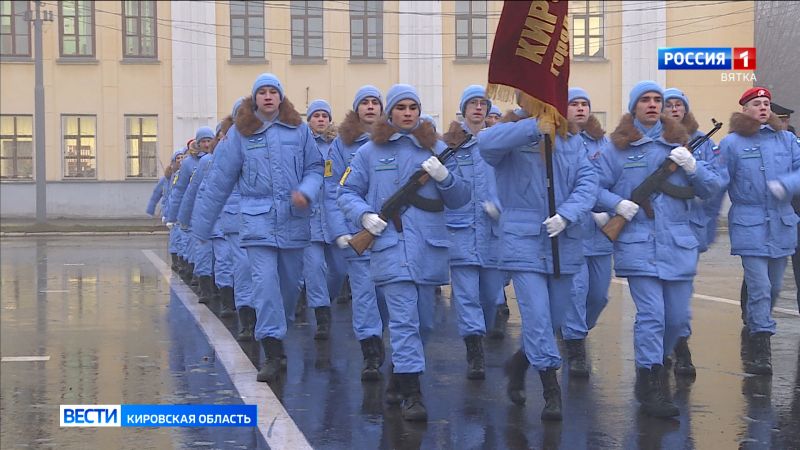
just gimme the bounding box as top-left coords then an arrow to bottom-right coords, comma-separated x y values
544,134 -> 560,278
601,118 -> 723,241
348,134 -> 473,255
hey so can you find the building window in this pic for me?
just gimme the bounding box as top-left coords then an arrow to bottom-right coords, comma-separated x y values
59,0 -> 94,57
0,0 -> 31,57
0,115 -> 33,180
230,1 -> 264,59
122,0 -> 157,58
350,1 -> 382,60
291,0 -> 323,60
62,115 -> 96,179
571,1 -> 604,58
125,116 -> 158,179
455,1 -> 487,59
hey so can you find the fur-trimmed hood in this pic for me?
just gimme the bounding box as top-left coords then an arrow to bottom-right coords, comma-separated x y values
680,111 -> 699,136
235,96 -> 303,136
443,121 -> 469,147
568,114 -> 605,141
371,116 -> 439,151
338,110 -> 370,146
610,113 -> 690,150
210,114 -> 234,151
728,112 -> 785,137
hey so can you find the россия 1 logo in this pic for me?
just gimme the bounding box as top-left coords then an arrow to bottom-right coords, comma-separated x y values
658,47 -> 756,81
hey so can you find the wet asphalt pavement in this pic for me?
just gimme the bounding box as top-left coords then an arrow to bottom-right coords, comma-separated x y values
1,235 -> 798,450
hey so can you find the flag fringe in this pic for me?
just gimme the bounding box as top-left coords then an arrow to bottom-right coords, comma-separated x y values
487,83 -> 569,140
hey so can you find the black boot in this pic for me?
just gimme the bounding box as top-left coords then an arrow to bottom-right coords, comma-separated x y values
170,254 -> 180,272
397,372 -> 428,421
219,286 -> 235,318
504,349 -> 529,405
314,306 -> 331,340
539,368 -> 563,421
565,339 -> 590,378
257,337 -> 284,383
198,276 -> 214,304
746,332 -> 773,375
180,260 -> 193,283
489,307 -> 508,340
237,306 -> 256,342
336,276 -> 352,304
295,286 -> 308,321
637,365 -> 679,418
360,336 -> 383,381
673,336 -> 696,377
385,364 -> 403,405
464,335 -> 485,380
740,280 -> 748,326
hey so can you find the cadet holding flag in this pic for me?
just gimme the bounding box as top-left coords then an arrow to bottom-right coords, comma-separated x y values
480,1 -> 598,422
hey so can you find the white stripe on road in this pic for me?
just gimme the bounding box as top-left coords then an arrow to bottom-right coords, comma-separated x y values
142,250 -> 311,450
1,356 -> 51,362
610,278 -> 800,317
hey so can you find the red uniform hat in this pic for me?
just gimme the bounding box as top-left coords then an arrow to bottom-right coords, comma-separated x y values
739,87 -> 771,106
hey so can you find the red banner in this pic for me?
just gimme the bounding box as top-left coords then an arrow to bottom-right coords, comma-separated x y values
487,1 -> 570,136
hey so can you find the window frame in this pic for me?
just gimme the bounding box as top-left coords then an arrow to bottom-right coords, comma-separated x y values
124,114 -> 159,180
58,0 -> 96,58
349,1 -> 383,60
571,0 -> 605,60
454,0 -> 488,60
122,0 -> 157,59
229,0 -> 265,60
0,0 -> 32,57
290,0 -> 324,61
61,114 -> 97,179
0,114 -> 34,181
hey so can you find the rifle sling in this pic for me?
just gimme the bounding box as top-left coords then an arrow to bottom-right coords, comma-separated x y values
407,192 -> 444,212
658,180 -> 695,199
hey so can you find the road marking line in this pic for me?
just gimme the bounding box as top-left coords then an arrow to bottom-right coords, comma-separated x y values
610,278 -> 800,317
38,290 -> 69,293
2,356 -> 51,362
142,250 -> 311,450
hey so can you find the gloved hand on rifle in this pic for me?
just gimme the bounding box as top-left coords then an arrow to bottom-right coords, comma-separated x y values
482,201 -> 500,220
361,213 -> 387,236
166,222 -> 175,230
592,212 -> 610,227
543,214 -> 567,238
767,180 -> 787,200
421,156 -> 449,182
335,234 -> 353,249
668,146 -> 696,174
615,200 -> 639,221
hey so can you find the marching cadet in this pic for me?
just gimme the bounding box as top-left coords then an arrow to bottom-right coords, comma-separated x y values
178,126 -> 217,303
443,85 -> 503,380
560,87 -> 610,378
595,81 -> 721,418
661,87 -> 727,378
166,148 -> 187,272
720,87 -> 800,376
192,73 -> 323,384
145,167 -> 169,219
325,86 -> 389,381
338,84 -> 470,421
303,99 -> 339,340
485,105 -> 502,127
477,96 -> 598,421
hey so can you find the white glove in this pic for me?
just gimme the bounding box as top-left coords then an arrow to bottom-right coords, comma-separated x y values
166,222 -> 175,230
669,146 -> 696,174
543,214 -> 567,238
483,201 -> 500,220
615,200 -> 640,221
768,180 -> 787,200
361,213 -> 387,236
161,216 -> 167,224
421,156 -> 449,182
592,212 -> 610,227
335,234 -> 353,249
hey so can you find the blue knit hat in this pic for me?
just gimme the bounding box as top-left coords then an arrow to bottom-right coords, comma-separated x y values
307,99 -> 332,121
459,85 -> 491,117
568,87 -> 591,108
171,147 -> 185,162
352,85 -> 383,112
663,88 -> 690,113
488,105 -> 502,117
628,80 -> 663,113
385,84 -> 421,115
195,126 -> 215,142
215,122 -> 223,135
251,73 -> 284,101
231,97 -> 244,118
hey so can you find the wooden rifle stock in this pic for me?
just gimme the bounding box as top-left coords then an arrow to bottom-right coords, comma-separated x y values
349,227 -> 377,255
601,214 -> 627,242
